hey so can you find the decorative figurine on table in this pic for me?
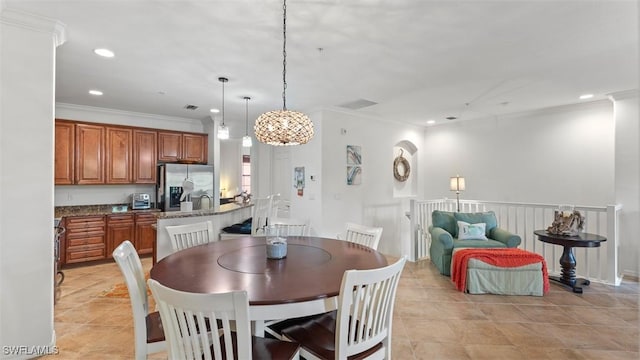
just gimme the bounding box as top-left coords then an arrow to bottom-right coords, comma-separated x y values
547,207 -> 585,236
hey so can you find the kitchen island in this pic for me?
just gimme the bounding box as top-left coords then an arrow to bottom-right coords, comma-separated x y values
155,202 -> 253,262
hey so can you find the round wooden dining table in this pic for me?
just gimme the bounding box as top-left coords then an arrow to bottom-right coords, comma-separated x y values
150,236 -> 388,336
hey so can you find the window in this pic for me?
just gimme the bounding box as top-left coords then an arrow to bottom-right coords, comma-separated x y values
241,155 -> 251,194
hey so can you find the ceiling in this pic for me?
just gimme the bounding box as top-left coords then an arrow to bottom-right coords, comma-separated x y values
5,0 -> 638,137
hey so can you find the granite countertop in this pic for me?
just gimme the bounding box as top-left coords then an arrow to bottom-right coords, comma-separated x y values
55,204 -> 161,218
155,202 -> 254,219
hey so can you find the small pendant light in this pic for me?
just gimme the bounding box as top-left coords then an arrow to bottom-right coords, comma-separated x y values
217,77 -> 229,140
242,96 -> 253,147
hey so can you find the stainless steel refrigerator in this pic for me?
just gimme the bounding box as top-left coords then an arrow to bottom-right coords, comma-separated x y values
157,164 -> 214,211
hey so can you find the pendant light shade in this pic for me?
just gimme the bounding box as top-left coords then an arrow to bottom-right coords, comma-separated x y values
242,96 -> 253,147
254,0 -> 313,146
217,77 -> 229,140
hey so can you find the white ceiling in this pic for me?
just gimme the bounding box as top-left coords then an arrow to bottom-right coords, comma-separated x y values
5,0 -> 638,137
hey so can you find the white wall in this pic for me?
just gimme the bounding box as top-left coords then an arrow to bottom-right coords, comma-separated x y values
422,100 -> 615,206
0,7 -> 64,355
291,109 -> 425,257
610,91 -> 639,277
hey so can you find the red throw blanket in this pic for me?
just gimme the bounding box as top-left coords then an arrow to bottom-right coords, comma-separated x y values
451,248 -> 549,294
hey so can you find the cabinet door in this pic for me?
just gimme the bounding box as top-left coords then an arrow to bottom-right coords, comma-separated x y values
75,123 -> 105,184
107,214 -> 135,258
158,131 -> 182,162
105,127 -> 133,184
133,129 -> 157,184
54,121 -> 75,184
182,133 -> 208,164
135,213 -> 156,255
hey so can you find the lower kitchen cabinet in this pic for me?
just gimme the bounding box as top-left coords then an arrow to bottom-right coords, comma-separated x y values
106,213 -> 135,258
65,215 -> 106,264
61,212 -> 157,267
135,213 -> 156,255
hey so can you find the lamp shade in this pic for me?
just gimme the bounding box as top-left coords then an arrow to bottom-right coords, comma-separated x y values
450,176 -> 465,192
217,123 -> 229,140
254,110 -> 314,146
242,135 -> 252,147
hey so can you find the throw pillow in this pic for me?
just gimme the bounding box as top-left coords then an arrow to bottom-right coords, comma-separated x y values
457,221 -> 488,240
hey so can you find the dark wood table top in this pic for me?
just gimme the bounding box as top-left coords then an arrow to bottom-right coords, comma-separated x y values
150,236 -> 388,306
534,230 -> 606,248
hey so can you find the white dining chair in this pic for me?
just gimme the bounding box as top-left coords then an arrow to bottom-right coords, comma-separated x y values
147,279 -> 300,360
112,241 -> 166,360
282,256 -> 407,360
340,222 -> 383,250
269,217 -> 310,236
251,196 -> 275,235
166,221 -> 215,252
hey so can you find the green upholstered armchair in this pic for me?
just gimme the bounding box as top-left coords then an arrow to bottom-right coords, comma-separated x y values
428,210 -> 521,276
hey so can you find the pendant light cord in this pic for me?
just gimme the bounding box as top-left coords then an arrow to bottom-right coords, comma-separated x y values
244,97 -> 250,135
282,0 -> 287,111
221,79 -> 226,126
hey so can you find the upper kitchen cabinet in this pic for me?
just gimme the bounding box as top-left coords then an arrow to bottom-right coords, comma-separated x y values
158,131 -> 207,164
54,121 -> 75,185
182,133 -> 208,163
133,129 -> 157,184
75,123 -> 105,184
105,126 -> 133,184
158,131 -> 182,162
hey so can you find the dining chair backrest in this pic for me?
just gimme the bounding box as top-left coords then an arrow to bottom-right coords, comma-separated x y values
336,256 -> 406,359
166,221 -> 215,252
343,222 -> 383,250
269,217 -> 310,236
148,279 -> 300,359
147,279 -> 252,360
270,193 -> 290,218
281,256 -> 406,359
251,196 -> 273,235
112,241 -> 165,359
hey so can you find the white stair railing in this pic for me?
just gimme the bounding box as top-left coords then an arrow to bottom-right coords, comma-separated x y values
409,199 -> 622,286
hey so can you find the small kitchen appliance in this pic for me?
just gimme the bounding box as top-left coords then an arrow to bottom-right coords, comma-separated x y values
131,193 -> 151,210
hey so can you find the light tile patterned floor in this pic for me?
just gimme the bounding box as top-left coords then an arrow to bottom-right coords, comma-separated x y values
46,255 -> 639,359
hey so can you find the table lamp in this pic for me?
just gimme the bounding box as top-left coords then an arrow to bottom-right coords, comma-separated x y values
450,175 -> 465,212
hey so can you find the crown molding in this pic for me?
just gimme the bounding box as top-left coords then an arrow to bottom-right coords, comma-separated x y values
56,103 -> 201,125
607,89 -> 638,101
0,8 -> 66,46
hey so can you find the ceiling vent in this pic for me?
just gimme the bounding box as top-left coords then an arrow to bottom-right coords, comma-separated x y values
338,99 -> 378,110
184,104 -> 199,110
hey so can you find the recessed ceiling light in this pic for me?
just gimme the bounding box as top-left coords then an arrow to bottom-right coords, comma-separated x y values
579,94 -> 594,100
426,120 -> 436,125
93,48 -> 114,58
210,108 -> 220,113
89,90 -> 103,96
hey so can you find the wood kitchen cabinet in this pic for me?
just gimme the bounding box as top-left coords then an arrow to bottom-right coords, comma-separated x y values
134,213 -> 156,255
55,120 -> 207,185
157,131 -> 182,162
75,123 -> 105,184
106,213 -> 135,258
182,133 -> 208,163
133,129 -> 157,183
105,127 -> 133,184
65,215 -> 106,264
54,121 -> 75,185
158,131 -> 207,163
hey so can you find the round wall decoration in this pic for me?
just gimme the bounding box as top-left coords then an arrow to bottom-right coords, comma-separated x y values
393,149 -> 410,182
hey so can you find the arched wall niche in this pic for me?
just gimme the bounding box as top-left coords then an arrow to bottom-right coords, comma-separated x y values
392,140 -> 417,198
